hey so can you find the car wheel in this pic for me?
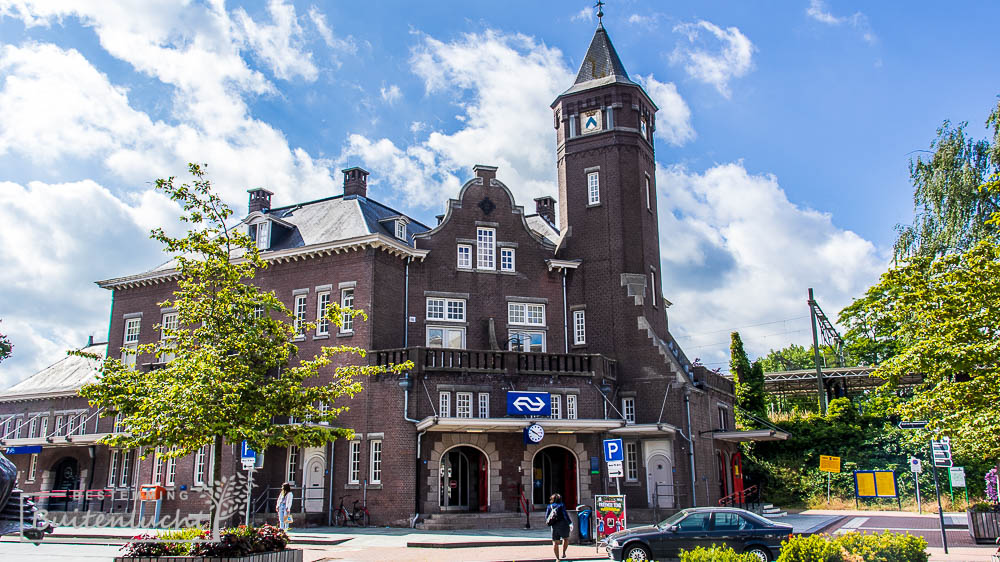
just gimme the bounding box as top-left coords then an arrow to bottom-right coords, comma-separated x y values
623,543 -> 651,561
744,546 -> 771,562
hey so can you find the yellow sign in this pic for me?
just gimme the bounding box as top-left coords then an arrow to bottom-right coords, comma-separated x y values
855,472 -> 876,496
854,471 -> 897,498
875,471 -> 897,497
819,455 -> 841,473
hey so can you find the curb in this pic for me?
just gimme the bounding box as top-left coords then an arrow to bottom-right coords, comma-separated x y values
408,539 -> 553,548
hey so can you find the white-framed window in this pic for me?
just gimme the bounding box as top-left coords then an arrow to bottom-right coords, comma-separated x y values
27,453 -> 37,481
165,447 -> 177,486
500,248 -> 515,272
625,442 -> 639,481
477,227 -> 495,270
253,304 -> 266,319
341,288 -> 354,333
645,175 -> 652,211
395,220 -> 406,240
718,405 -> 729,431
160,312 -> 178,363
426,297 -> 465,322
478,393 -> 490,418
550,395 -> 561,419
287,445 -> 300,485
113,412 -> 124,434
427,326 -> 465,349
439,391 -> 451,418
2,416 -> 14,438
256,220 -> 270,250
293,293 -> 308,336
348,440 -> 361,484
66,414 -> 76,436
567,395 -> 578,420
650,270 -> 657,307
622,397 -> 636,424
152,447 -> 164,485
457,244 -> 472,269
27,416 -> 37,439
573,310 -> 586,345
588,171 -> 600,205
39,416 -> 48,438
193,445 -> 208,486
108,451 -> 120,487
369,440 -> 382,484
456,392 -> 472,418
508,302 -> 545,326
54,415 -> 64,436
120,449 -> 133,487
123,317 -> 140,369
508,330 -> 545,352
77,413 -> 88,435
316,291 -> 331,336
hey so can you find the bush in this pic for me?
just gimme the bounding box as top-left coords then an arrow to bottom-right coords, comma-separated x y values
680,544 -> 758,561
777,531 -> 928,562
121,524 -> 288,558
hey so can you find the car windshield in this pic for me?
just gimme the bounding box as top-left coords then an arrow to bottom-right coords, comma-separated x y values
656,510 -> 690,527
739,510 -> 774,527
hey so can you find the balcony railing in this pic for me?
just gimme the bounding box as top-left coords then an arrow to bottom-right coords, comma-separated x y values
371,347 -> 616,379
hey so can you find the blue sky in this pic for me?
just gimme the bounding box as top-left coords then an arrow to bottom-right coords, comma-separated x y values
0,1 -> 997,385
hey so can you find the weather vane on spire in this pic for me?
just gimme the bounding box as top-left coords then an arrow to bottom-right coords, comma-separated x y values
595,0 -> 605,24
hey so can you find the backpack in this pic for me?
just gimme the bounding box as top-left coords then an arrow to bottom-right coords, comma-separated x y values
545,504 -> 562,526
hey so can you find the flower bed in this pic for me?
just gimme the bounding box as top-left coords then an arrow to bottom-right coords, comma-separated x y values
115,524 -> 299,562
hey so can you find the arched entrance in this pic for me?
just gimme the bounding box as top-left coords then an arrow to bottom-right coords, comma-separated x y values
52,457 -> 80,490
439,446 -> 488,512
646,452 -> 673,508
532,446 -> 577,507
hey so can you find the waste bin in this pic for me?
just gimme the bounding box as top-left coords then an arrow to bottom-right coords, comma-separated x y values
575,504 -> 594,544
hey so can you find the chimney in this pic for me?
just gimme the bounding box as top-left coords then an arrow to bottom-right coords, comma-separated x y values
343,167 -> 369,198
247,188 -> 273,214
473,164 -> 498,182
87,335 -> 94,346
534,196 -> 556,224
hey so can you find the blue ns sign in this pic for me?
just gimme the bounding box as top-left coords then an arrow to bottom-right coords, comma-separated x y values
506,391 -> 551,416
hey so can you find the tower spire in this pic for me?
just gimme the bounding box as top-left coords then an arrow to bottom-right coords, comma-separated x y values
595,0 -> 604,25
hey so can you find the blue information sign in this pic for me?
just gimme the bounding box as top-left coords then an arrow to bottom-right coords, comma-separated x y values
240,440 -> 256,461
3,445 -> 42,455
506,391 -> 551,416
603,439 -> 624,462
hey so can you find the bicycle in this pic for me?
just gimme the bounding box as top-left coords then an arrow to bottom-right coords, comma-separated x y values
334,495 -> 370,527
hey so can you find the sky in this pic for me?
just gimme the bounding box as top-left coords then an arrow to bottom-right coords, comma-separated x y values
1,0 -> 998,386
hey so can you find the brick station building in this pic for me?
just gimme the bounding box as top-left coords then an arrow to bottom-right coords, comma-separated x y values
0,24 -> 786,527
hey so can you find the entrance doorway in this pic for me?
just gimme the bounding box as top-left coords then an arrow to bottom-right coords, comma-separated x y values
532,446 -> 577,507
731,452 -> 744,499
646,453 -> 673,508
303,454 -> 325,512
717,451 -> 729,499
439,446 -> 487,512
52,457 -> 80,490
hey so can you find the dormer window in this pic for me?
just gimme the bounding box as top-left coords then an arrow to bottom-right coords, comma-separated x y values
256,221 -> 270,250
395,219 -> 406,240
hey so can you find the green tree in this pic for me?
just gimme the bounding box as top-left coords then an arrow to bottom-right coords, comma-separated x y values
0,319 -> 11,364
757,343 -> 841,372
893,98 -> 1000,260
81,164 -> 411,514
730,332 -> 765,427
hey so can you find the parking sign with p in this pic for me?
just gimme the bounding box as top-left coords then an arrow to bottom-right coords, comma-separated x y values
604,439 -> 623,462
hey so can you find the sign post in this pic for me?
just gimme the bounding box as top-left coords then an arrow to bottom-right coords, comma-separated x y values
241,441 -> 257,525
819,455 -> 841,504
910,457 -> 922,514
929,438 -> 951,554
604,439 -> 624,495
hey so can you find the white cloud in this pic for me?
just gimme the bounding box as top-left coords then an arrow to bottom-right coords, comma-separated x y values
232,0 -> 317,81
380,83 -> 402,104
655,162 -> 886,369
806,0 -> 877,45
627,13 -> 660,28
307,5 -> 357,63
341,30 -> 575,208
671,20 -> 755,98
634,74 -> 695,146
570,7 -> 592,23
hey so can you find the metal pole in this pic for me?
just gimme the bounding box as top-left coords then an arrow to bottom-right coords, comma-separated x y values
827,473 -> 831,504
929,440 -> 948,554
915,472 -> 921,514
245,468 -> 253,526
808,288 -> 827,415
615,477 -> 620,495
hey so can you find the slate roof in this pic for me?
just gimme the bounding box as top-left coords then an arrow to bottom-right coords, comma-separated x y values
0,342 -> 106,400
574,24 -> 632,84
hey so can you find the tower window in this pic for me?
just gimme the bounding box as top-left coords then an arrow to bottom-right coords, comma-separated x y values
622,397 -> 636,424
573,310 -> 586,345
588,172 -> 600,205
650,269 -> 658,308
645,175 -> 652,211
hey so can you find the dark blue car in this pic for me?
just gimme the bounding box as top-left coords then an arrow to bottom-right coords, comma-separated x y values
601,507 -> 792,561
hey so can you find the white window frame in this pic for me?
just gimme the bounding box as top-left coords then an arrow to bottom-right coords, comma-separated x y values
160,312 -> 178,363
645,175 -> 652,211
622,397 -> 636,424
567,395 -> 578,420
66,414 -> 76,436
152,447 -> 164,485
478,393 -> 490,419
39,416 -> 48,438
27,453 -> 38,482
508,330 -> 546,352
293,293 -> 308,337
113,412 -> 124,434
456,392 -> 472,418
427,326 -> 466,349
573,310 -> 586,345
625,442 -> 639,481
316,291 -> 331,336
287,445 -> 300,485
439,391 -> 451,418
340,288 -> 354,333
426,297 -> 465,322
588,171 -> 600,205
395,220 -> 406,240
369,439 -> 382,484
123,317 -> 140,369
120,449 -> 133,488
348,440 -> 361,484
550,395 -> 561,419
718,405 -> 730,431
54,415 -> 64,436
193,445 -> 208,486
476,227 -> 495,270
165,448 -> 177,486
457,244 -> 472,269
650,269 -> 657,307
508,302 -> 545,326
257,220 -> 270,250
27,416 -> 37,439
108,451 -> 120,487
500,247 -> 515,272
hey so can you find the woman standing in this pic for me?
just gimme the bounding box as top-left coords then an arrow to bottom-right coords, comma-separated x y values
544,493 -> 572,560
276,483 -> 293,530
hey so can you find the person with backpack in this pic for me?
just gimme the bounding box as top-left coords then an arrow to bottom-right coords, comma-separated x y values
545,493 -> 572,560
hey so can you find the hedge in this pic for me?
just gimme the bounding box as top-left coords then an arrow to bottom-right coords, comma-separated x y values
777,531 -> 928,562
679,544 -> 757,561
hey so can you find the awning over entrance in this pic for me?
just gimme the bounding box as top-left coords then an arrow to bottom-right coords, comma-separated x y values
1,434 -> 116,448
608,423 -> 678,437
712,429 -> 789,443
414,416 -> 623,433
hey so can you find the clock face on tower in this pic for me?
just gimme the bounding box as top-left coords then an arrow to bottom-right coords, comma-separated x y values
527,423 -> 545,443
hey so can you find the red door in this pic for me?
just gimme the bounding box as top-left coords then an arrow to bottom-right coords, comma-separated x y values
731,452 -> 744,501
563,452 -> 578,507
